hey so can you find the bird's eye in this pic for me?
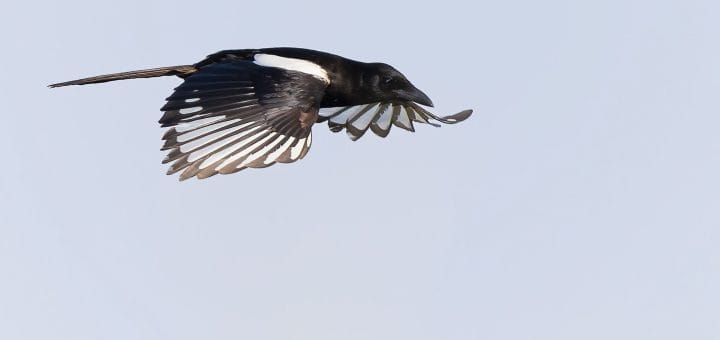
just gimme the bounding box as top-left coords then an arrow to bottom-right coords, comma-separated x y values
383,77 -> 394,84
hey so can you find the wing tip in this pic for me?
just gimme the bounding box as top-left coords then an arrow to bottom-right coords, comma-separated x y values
441,109 -> 473,123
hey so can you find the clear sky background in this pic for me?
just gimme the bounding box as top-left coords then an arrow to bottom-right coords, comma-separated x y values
1,0 -> 719,339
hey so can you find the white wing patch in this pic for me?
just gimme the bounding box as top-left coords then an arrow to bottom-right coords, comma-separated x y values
320,102 -> 473,141
348,104 -> 378,131
194,126 -> 264,168
158,59 -> 329,180
393,105 -> 413,130
374,105 -> 392,131
174,116 -> 225,133
183,123 -> 262,162
177,119 -> 250,143
253,54 -> 330,84
163,115 -> 313,180
264,136 -> 296,165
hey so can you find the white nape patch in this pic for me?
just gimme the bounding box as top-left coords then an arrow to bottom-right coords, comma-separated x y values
179,106 -> 203,115
184,98 -> 200,103
254,54 -> 330,83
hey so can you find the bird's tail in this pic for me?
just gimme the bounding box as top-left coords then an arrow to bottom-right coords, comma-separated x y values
48,65 -> 197,88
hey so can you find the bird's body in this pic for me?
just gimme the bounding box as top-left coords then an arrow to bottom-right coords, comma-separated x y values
50,47 -> 472,180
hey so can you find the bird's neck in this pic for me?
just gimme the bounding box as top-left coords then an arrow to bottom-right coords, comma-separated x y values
321,62 -> 379,108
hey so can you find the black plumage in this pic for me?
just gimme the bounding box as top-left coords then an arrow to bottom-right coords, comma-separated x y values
50,47 -> 473,180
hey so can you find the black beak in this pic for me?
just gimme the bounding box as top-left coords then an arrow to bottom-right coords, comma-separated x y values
397,86 -> 434,107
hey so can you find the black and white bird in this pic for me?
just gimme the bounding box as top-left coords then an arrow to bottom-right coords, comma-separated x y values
50,47 -> 472,180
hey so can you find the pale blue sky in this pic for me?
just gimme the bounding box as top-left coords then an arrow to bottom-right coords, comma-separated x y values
1,0 -> 719,339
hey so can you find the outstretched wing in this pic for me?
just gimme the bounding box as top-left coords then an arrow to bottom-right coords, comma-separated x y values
318,102 -> 472,141
160,61 -> 327,180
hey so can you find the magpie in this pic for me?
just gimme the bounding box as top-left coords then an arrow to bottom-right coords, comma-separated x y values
50,47 -> 473,180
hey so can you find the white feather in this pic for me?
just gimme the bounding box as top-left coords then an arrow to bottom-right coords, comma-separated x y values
253,54 -> 330,83
238,135 -> 286,168
264,137 -> 295,164
179,121 -> 254,154
375,107 -> 392,131
290,137 -> 306,159
196,126 -> 267,168
329,105 -> 366,124
176,119 -> 244,143
179,106 -> 203,115
185,125 -> 263,162
218,133 -> 277,168
348,105 -> 377,131
175,116 -> 225,133
395,107 -> 411,128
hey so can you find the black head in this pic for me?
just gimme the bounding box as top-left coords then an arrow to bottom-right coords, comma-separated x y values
365,63 -> 434,107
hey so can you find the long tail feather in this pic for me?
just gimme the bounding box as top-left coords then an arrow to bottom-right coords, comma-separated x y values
48,65 -> 197,88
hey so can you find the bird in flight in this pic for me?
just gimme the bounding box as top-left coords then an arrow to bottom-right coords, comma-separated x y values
50,47 -> 473,180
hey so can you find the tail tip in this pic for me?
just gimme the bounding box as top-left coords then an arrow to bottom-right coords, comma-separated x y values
48,81 -> 72,88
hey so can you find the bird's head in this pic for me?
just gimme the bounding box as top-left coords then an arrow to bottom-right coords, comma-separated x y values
365,63 -> 434,107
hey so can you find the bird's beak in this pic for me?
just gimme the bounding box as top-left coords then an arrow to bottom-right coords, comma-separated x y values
397,86 -> 434,107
